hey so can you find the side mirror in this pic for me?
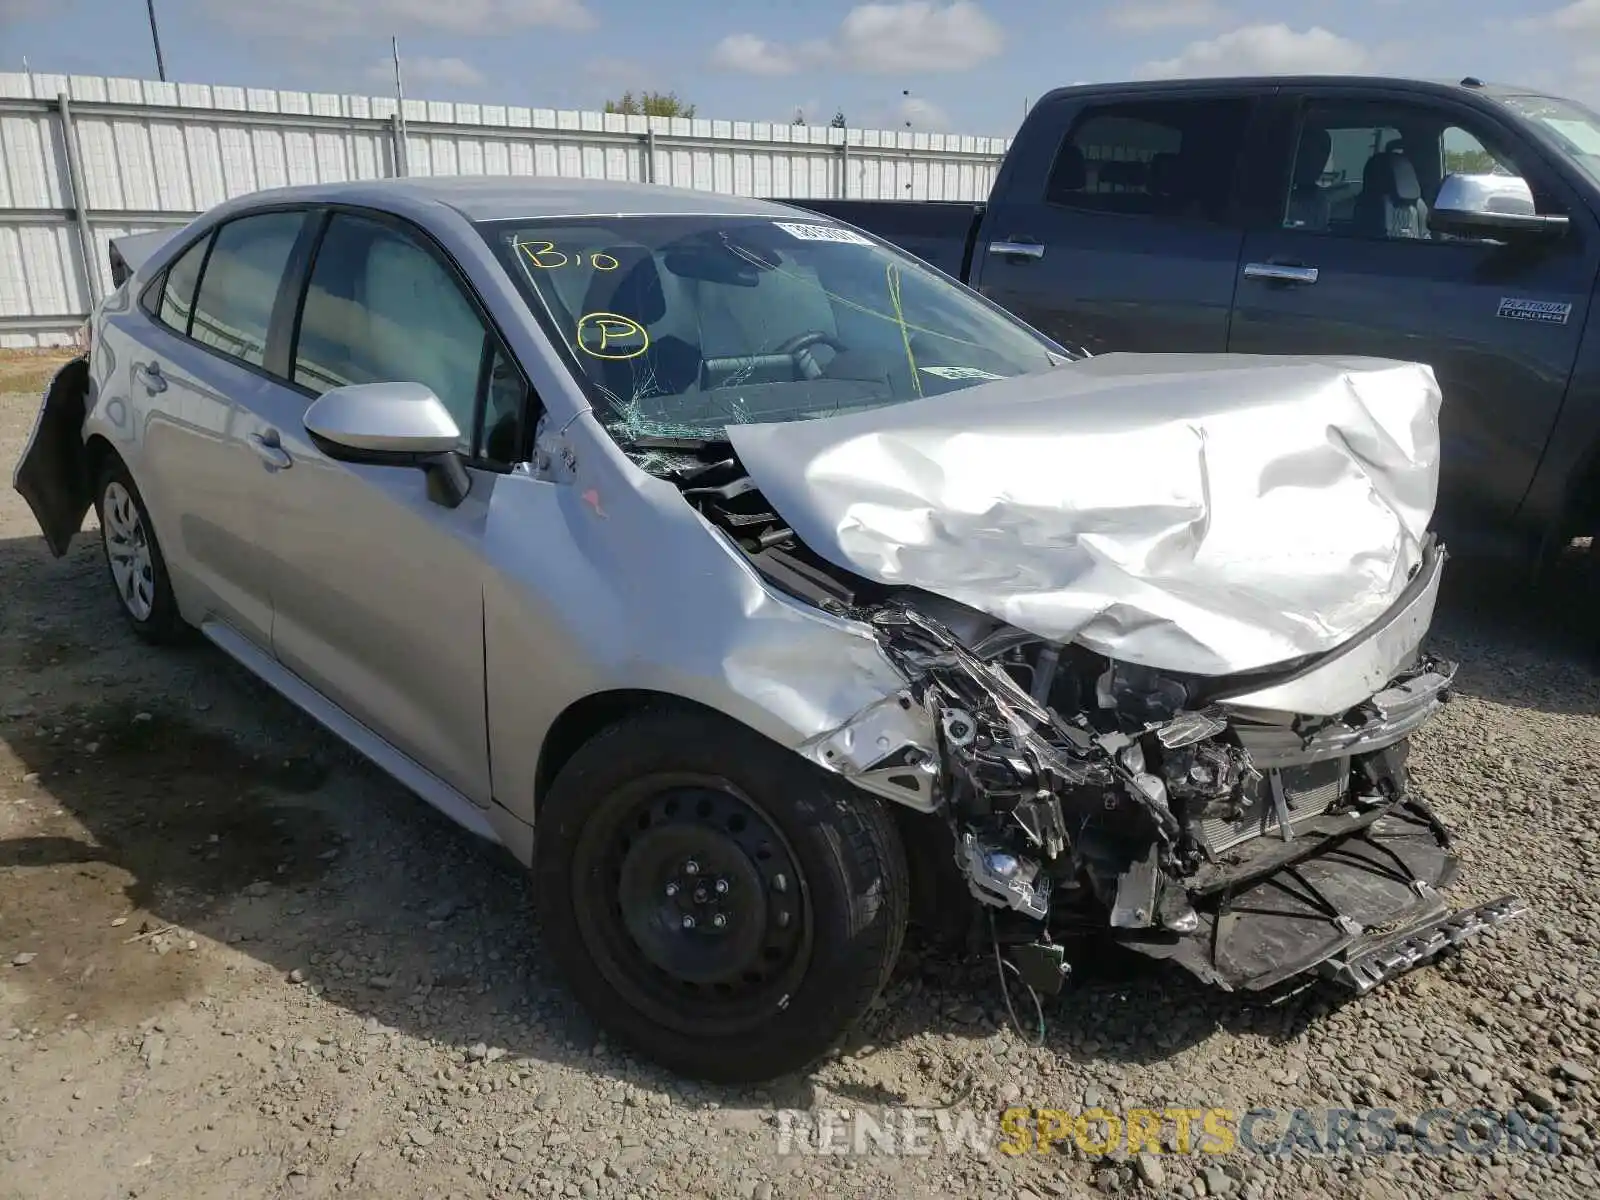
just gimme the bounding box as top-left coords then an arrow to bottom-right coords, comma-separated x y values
1428,172 -> 1570,244
304,382 -> 472,508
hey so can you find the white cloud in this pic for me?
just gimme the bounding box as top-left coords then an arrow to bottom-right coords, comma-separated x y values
372,56 -> 486,90
1104,0 -> 1228,33
710,34 -> 800,77
1138,23 -> 1373,78
891,94 -> 952,128
1517,1 -> 1600,33
712,2 -> 1003,77
201,0 -> 594,38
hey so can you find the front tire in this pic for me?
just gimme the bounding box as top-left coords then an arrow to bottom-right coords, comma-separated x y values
94,457 -> 185,643
534,706 -> 909,1083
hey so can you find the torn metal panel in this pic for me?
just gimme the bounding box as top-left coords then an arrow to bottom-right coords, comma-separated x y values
727,352 -> 1442,677
796,690 -> 941,812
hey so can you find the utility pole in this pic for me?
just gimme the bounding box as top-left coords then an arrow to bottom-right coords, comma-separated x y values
145,0 -> 167,82
392,37 -> 408,141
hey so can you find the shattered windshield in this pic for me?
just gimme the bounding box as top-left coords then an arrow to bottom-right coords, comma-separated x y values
477,214 -> 1066,451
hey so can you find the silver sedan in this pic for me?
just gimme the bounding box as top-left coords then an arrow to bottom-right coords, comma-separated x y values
14,176 -> 1522,1082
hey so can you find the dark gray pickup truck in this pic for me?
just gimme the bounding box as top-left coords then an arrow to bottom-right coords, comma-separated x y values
793,75 -> 1600,570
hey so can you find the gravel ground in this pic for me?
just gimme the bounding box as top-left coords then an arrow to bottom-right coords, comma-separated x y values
2,354 -> 1598,1200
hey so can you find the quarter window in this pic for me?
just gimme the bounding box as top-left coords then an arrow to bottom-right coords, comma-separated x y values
187,211 -> 306,367
152,235 -> 211,336
1045,98 -> 1251,223
293,213 -> 526,464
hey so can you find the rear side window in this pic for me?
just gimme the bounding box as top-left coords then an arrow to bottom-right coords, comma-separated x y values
1045,98 -> 1251,223
187,211 -> 306,367
153,236 -> 211,335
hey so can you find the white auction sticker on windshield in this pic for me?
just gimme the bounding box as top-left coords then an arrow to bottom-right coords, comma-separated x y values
772,221 -> 873,245
920,366 -> 1005,381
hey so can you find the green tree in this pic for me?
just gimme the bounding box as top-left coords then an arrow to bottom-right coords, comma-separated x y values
605,90 -> 696,118
830,110 -> 847,129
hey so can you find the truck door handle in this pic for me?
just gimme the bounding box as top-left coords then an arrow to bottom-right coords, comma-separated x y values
1243,261 -> 1319,285
247,429 -> 293,471
133,361 -> 168,394
990,239 -> 1046,261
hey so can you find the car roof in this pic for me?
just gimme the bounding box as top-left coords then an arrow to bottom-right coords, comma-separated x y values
215,175 -> 809,224
1035,75 -> 1572,107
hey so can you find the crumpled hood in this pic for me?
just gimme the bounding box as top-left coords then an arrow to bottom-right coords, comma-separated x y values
725,352 -> 1442,677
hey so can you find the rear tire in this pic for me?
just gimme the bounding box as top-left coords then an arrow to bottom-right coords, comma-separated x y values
534,706 -> 908,1083
94,457 -> 185,643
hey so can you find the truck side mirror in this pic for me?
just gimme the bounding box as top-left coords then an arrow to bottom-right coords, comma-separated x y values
1428,172 -> 1570,244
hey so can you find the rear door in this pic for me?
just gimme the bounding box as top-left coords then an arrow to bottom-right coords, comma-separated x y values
971,89 -> 1259,352
1228,87 -> 1600,545
126,209 -> 313,648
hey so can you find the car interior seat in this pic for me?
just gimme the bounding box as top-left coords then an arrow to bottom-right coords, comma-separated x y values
1353,149 -> 1431,240
576,248 -> 703,410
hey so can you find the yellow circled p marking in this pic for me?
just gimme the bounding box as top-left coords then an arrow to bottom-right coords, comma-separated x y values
577,312 -> 650,361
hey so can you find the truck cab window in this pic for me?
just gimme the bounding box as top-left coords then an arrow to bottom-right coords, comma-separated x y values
1281,102 -> 1559,243
1045,98 -> 1250,224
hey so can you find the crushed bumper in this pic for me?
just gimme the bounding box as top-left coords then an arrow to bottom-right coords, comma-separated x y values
1110,803 -> 1527,993
1319,893 -> 1529,994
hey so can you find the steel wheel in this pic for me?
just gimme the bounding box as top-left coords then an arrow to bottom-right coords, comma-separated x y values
572,774 -> 814,1038
102,479 -> 155,621
535,707 -> 908,1082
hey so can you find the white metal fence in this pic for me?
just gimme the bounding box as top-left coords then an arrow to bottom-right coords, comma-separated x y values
0,71 -> 1010,347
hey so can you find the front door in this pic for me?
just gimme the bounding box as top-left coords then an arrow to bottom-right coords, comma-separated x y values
258,210 -> 533,805
972,91 -> 1256,353
1228,89 -> 1599,547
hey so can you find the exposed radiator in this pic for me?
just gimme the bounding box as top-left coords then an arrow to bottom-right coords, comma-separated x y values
1200,757 -> 1349,853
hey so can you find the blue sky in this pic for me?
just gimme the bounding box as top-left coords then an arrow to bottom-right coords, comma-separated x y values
3,0 -> 1600,135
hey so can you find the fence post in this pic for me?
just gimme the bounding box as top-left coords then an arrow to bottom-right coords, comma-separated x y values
390,112 -> 409,177
56,92 -> 102,309
644,128 -> 656,184
838,135 -> 849,199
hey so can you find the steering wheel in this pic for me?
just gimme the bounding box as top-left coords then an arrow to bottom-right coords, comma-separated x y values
773,329 -> 847,380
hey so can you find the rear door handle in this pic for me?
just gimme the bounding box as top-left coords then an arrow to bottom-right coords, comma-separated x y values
133,361 -> 168,394
989,239 -> 1046,261
1243,261 -> 1319,285
247,430 -> 292,471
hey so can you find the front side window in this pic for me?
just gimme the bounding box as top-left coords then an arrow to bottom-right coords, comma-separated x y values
1044,98 -> 1251,223
188,211 -> 306,366
293,213 -> 503,457
477,215 -> 1065,446
1280,101 -> 1558,242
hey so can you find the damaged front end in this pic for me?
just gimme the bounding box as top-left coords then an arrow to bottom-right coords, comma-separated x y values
652,432 -> 1526,1004
848,547 -> 1526,1001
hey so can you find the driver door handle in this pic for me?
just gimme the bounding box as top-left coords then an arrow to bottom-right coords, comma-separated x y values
1243,261 -> 1319,285
990,239 -> 1046,261
247,429 -> 292,471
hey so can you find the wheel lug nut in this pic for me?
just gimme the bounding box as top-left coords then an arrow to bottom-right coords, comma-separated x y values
714,879 -> 729,895
684,860 -> 699,876
712,914 -> 727,929
665,882 -> 679,897
681,915 -> 696,929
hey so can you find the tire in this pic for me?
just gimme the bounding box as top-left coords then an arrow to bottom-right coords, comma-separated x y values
94,456 -> 185,643
534,706 -> 909,1083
